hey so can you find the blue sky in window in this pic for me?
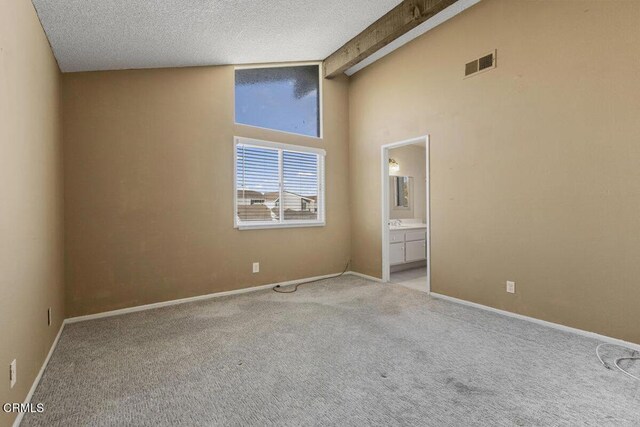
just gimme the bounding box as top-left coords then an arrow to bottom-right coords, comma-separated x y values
235,80 -> 319,137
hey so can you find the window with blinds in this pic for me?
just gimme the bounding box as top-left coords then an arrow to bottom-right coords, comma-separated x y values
234,137 -> 325,229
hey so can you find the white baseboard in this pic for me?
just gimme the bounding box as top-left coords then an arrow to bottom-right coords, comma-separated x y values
430,292 -> 640,352
13,323 -> 65,427
346,271 -> 384,282
65,272 -> 345,324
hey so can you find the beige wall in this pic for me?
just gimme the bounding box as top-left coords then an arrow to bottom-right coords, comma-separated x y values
349,0 -> 640,344
62,66 -> 351,317
2,7 -> 637,417
389,144 -> 427,222
0,0 -> 64,425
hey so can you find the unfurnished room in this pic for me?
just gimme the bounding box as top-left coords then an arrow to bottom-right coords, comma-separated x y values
1,0 -> 639,425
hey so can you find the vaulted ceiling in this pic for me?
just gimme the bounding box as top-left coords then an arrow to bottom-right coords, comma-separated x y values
32,0 -> 402,73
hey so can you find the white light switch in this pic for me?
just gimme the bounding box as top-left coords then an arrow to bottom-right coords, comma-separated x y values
506,281 -> 516,294
252,262 -> 259,273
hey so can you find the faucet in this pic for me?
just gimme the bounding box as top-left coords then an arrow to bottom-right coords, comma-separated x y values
389,219 -> 402,227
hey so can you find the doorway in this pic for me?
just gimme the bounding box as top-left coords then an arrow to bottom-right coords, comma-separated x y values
381,136 -> 430,292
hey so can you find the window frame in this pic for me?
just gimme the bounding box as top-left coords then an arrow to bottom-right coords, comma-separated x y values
233,62 -> 323,139
233,136 -> 326,230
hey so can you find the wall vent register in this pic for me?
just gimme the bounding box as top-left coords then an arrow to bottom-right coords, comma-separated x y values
465,50 -> 496,77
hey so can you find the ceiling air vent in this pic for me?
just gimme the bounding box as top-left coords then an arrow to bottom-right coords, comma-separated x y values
465,50 -> 496,78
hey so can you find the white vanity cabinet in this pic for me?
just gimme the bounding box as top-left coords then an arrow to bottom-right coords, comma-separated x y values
390,242 -> 405,265
405,240 -> 426,262
389,228 -> 426,265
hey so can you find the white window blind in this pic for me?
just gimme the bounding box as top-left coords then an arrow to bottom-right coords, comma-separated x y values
234,137 -> 325,229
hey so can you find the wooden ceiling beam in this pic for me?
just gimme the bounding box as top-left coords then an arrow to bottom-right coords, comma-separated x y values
323,0 -> 460,78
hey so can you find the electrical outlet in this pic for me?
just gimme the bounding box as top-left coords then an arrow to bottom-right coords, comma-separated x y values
252,262 -> 259,273
9,359 -> 16,388
47,308 -> 51,326
506,281 -> 516,294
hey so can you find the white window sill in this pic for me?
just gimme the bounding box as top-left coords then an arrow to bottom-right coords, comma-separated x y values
235,222 -> 325,231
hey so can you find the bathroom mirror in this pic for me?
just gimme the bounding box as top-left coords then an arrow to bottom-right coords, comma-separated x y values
391,176 -> 412,209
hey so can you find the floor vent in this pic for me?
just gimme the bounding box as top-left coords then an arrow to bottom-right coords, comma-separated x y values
465,50 -> 496,78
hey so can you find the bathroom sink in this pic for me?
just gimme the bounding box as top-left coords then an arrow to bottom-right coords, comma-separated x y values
390,223 -> 427,230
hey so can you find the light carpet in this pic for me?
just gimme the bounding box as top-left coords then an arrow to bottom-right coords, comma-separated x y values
23,275 -> 640,426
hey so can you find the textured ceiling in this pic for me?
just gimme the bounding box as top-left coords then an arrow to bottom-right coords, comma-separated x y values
32,0 -> 403,73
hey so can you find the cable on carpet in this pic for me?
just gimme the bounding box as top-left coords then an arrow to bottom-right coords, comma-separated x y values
272,260 -> 351,294
596,343 -> 640,381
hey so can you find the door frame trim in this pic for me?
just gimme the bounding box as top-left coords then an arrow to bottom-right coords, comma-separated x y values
381,135 -> 430,292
